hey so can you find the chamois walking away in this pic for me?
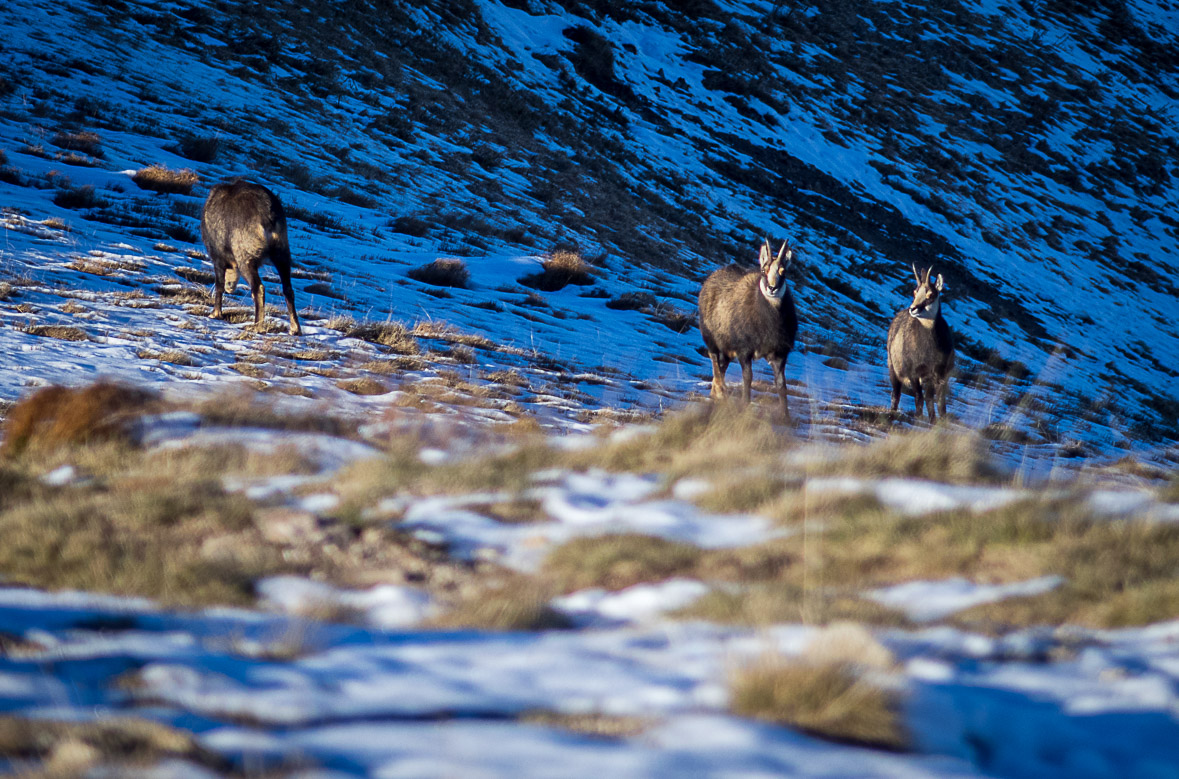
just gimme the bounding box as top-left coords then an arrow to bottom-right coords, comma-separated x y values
201,180 -> 301,336
698,239 -> 798,417
887,264 -> 955,421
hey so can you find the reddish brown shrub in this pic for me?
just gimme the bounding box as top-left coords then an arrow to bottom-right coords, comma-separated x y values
2,382 -> 158,457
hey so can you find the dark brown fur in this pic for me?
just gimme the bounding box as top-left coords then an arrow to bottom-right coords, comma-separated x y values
887,266 -> 955,421
698,242 -> 797,416
200,180 -> 301,335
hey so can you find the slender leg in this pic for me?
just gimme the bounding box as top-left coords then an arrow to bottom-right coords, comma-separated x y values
740,358 -> 753,404
275,263 -> 301,334
927,379 -> 939,423
913,379 -> 925,419
937,379 -> 948,419
242,264 -> 265,330
770,356 -> 790,419
889,369 -> 902,412
709,352 -> 729,399
211,263 -> 225,320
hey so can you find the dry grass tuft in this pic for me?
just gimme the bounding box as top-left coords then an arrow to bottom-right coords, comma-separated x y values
519,249 -> 595,291
730,657 -> 907,751
569,403 -> 790,480
2,382 -> 157,457
131,165 -> 199,195
429,577 -> 572,631
811,427 -> 1002,484
410,320 -> 499,350
520,710 -> 653,739
23,324 -> 89,341
337,377 -> 387,396
65,256 -> 146,276
407,257 -> 471,288
331,317 -> 420,355
136,348 -> 196,366
543,534 -> 703,593
0,714 -> 226,775
51,130 -> 103,158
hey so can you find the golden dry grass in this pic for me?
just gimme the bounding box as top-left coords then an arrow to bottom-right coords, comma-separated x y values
407,257 -> 470,288
519,710 -> 653,739
428,576 -> 572,631
338,377 -> 387,395
730,657 -> 907,751
0,715 -> 226,776
136,348 -> 196,366
520,249 -> 595,291
131,165 -> 199,195
543,534 -> 703,593
23,324 -> 89,341
808,427 -> 1002,484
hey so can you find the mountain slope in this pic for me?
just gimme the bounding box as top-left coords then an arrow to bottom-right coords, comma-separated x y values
0,0 -> 1176,447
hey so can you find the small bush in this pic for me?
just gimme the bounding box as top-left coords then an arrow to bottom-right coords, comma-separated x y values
0,715 -> 225,775
53,184 -> 102,210
813,428 -> 1002,484
337,377 -> 387,395
407,257 -> 470,289
2,382 -> 157,457
332,318 -> 420,355
51,130 -> 102,158
606,291 -> 656,310
132,165 -> 198,195
519,249 -> 594,291
731,658 -> 906,751
24,324 -> 89,341
543,533 -> 703,593
171,134 -> 220,163
390,215 -> 431,237
430,578 -> 572,631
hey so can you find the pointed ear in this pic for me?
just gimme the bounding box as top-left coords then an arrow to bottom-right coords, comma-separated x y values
935,274 -> 944,291
759,241 -> 772,268
911,263 -> 921,283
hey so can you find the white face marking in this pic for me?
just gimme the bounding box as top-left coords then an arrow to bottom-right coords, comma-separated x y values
908,284 -> 940,320
760,259 -> 788,300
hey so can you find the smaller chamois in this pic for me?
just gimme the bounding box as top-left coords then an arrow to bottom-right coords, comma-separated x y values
698,239 -> 798,416
887,264 -> 955,421
200,180 -> 301,336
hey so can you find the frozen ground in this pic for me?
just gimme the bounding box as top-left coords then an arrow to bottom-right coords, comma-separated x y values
2,423 -> 1179,776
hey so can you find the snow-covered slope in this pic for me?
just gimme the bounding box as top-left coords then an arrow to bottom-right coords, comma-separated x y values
1,0 -> 1176,449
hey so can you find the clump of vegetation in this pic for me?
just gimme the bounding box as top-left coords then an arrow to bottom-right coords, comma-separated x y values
52,183 -> 103,210
337,377 -> 387,396
519,249 -> 595,291
169,134 -> 220,163
0,715 -> 227,776
544,533 -> 703,593
810,427 -> 1002,484
520,710 -> 652,739
1,382 -> 157,457
730,657 -> 907,751
569,403 -> 790,479
328,317 -> 420,355
605,291 -> 656,310
22,324 -> 89,341
429,577 -> 572,631
131,165 -> 199,195
408,257 -> 470,288
51,130 -> 102,158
